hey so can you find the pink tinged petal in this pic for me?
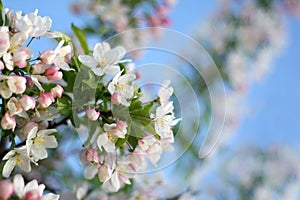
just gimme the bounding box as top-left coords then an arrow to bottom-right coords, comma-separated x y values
2,159 -> 16,178
118,173 -> 131,185
102,171 -> 121,192
51,85 -> 64,98
13,174 -> 25,198
7,76 -> 27,94
98,163 -> 112,182
24,180 -> 39,194
42,193 -> 60,200
86,108 -> 100,121
53,56 -> 73,71
19,95 -> 36,111
84,165 -> 98,179
78,55 -> 98,68
40,50 -> 56,65
1,113 -> 16,130
24,189 -> 42,200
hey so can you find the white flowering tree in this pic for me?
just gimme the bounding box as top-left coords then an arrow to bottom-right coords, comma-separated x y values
0,0 -> 180,199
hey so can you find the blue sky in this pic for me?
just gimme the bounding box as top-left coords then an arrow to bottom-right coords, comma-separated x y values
5,0 -> 300,152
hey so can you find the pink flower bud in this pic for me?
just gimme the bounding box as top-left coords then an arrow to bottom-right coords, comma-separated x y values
0,180 -> 14,200
110,92 -> 122,106
19,95 -> 36,111
51,84 -> 64,98
44,66 -> 63,81
13,47 -> 33,68
86,108 -> 100,121
7,76 -> 27,94
39,50 -> 57,65
98,163 -> 112,182
1,113 -> 16,130
24,190 -> 42,200
38,92 -> 54,108
85,149 -> 99,163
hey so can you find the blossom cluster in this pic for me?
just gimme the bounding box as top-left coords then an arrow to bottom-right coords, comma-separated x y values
0,8 -> 72,181
0,1 -> 180,198
0,174 -> 59,200
77,42 -> 180,192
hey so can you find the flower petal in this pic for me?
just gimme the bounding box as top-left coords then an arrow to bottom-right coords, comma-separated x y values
2,158 -> 16,178
84,164 -> 98,179
78,55 -> 98,68
13,174 -> 25,198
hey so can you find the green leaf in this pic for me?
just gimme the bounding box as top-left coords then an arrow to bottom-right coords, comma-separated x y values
62,70 -> 76,92
57,96 -> 72,116
71,23 -> 89,54
82,71 -> 98,89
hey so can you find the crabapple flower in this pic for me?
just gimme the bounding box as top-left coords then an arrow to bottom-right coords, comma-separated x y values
158,80 -> 173,104
19,95 -> 36,111
1,113 -> 16,130
2,146 -> 31,178
102,163 -> 133,193
44,66 -> 63,81
86,108 -> 100,121
103,121 -> 127,138
78,42 -> 125,76
13,9 -> 52,37
108,70 -> 136,106
0,180 -> 14,200
39,40 -> 73,71
97,133 -> 115,152
51,84 -> 64,98
38,93 -> 55,108
138,135 -> 163,166
151,102 -> 180,139
7,97 -> 23,116
13,174 -> 60,200
26,127 -> 58,161
7,75 -> 27,94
